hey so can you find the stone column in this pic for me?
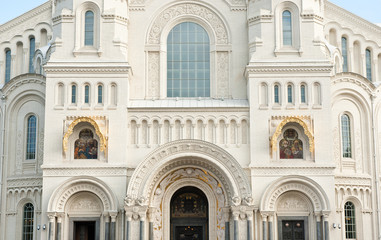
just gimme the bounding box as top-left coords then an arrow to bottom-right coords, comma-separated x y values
323,214 -> 329,240
56,215 -> 63,240
110,212 -> 117,240
223,207 -> 230,240
147,207 -> 156,240
125,213 -> 132,240
105,214 -> 110,240
139,212 -> 146,240
262,214 -> 268,240
315,214 -> 322,240
254,208 -> 258,240
232,210 -> 240,240
268,214 -> 274,240
48,214 -> 56,240
247,210 -> 254,240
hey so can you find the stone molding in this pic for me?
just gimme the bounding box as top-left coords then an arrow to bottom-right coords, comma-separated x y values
127,139 -> 252,202
260,175 -> 330,213
331,72 -> 376,96
42,166 -> 128,176
249,166 -> 335,175
147,2 -> 229,44
48,176 -> 118,213
1,74 -> 45,96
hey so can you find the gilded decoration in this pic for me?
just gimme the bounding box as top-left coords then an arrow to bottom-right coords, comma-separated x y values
63,117 -> 107,153
271,117 -> 314,153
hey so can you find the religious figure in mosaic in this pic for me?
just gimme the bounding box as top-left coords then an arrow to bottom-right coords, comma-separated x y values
74,129 -> 98,159
279,129 -> 303,159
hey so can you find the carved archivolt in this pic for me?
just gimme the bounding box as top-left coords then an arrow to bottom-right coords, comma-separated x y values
261,176 -> 330,213
147,3 -> 228,44
62,117 -> 107,153
127,140 -> 251,203
271,116 -> 314,152
48,176 -> 118,213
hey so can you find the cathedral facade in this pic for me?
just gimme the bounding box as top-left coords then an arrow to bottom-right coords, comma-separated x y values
0,0 -> 381,239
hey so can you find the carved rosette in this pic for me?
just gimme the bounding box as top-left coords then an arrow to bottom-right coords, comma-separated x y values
152,168 -> 225,240
148,3 -> 228,44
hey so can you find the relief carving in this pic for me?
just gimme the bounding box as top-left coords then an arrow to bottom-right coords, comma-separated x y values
277,196 -> 308,212
217,52 -> 229,98
148,52 -> 160,98
72,199 -> 101,211
148,3 -> 228,44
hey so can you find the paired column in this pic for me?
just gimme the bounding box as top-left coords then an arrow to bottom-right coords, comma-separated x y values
47,213 -> 56,240
315,213 -> 322,240
262,214 -> 268,240
223,207 -> 230,240
323,214 -> 330,240
125,205 -> 148,240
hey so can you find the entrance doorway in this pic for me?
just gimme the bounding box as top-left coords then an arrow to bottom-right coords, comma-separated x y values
170,187 -> 208,240
281,220 -> 305,240
74,221 -> 96,240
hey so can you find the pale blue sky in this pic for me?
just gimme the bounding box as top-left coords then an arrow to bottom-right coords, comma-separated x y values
0,0 -> 380,25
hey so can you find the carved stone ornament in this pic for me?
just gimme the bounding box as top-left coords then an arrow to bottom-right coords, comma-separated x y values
271,116 -> 314,153
62,117 -> 107,153
148,3 -> 228,44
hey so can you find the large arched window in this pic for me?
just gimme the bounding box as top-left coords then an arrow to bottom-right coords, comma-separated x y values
167,22 -> 210,98
84,11 -> 94,46
26,115 -> 37,160
344,201 -> 356,239
29,37 -> 35,73
342,37 -> 348,72
366,49 -> 372,81
282,10 -> 292,46
5,49 -> 11,83
341,114 -> 352,158
22,203 -> 34,240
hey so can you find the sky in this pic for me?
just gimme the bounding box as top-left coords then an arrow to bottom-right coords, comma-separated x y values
0,0 -> 380,25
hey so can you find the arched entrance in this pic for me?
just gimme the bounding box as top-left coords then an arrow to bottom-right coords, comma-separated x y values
170,186 -> 208,240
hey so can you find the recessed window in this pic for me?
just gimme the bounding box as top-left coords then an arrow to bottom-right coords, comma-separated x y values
74,129 -> 98,159
84,85 -> 90,104
22,203 -> 34,240
97,85 -> 103,104
29,37 -> 35,73
71,85 -> 77,104
341,114 -> 352,158
342,37 -> 348,72
279,129 -> 303,159
300,85 -> 306,103
274,85 -> 280,103
282,10 -> 292,46
167,22 -> 210,98
5,49 -> 11,83
26,115 -> 37,160
287,84 -> 293,103
366,49 -> 372,81
344,201 -> 356,239
84,11 -> 94,46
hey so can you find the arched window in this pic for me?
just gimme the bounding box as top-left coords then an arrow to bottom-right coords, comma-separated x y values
300,85 -> 306,103
5,49 -> 11,83
287,84 -> 293,103
84,11 -> 94,46
26,115 -> 37,160
29,37 -> 35,73
274,85 -> 280,103
342,37 -> 348,72
366,49 -> 372,81
84,85 -> 90,104
97,85 -> 103,104
167,22 -> 210,98
22,203 -> 34,240
282,10 -> 292,46
71,85 -> 77,104
344,201 -> 356,239
341,114 -> 352,158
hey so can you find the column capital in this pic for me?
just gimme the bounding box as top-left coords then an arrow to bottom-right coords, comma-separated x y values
110,211 -> 118,222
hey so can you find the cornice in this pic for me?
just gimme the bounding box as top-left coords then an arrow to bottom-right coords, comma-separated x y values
325,2 -> 381,39
245,65 -> 332,75
249,165 -> 335,175
334,175 -> 371,186
331,72 -> 376,96
0,1 -> 51,33
42,165 -> 129,176
44,65 -> 131,74
127,107 -> 249,112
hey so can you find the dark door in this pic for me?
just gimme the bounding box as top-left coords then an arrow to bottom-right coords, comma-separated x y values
74,221 -> 96,240
171,187 -> 208,240
281,220 -> 305,240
